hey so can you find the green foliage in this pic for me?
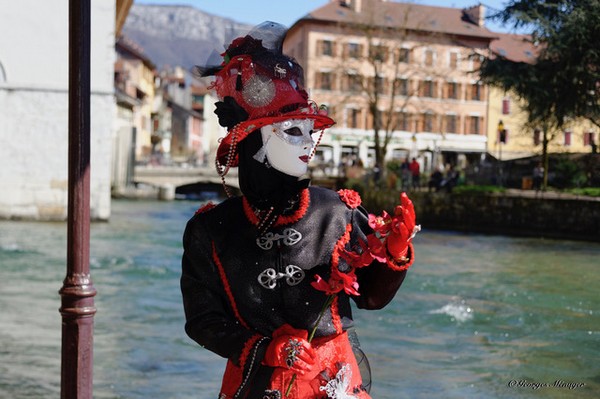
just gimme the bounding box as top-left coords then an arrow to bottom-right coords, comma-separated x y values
567,187 -> 600,197
553,158 -> 588,188
343,178 -> 366,196
386,160 -> 403,176
481,0 -> 600,129
452,185 -> 507,195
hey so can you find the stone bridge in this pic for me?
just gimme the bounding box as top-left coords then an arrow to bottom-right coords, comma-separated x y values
134,165 -> 239,190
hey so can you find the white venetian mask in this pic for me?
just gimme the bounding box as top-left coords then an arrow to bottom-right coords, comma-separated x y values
254,119 -> 316,177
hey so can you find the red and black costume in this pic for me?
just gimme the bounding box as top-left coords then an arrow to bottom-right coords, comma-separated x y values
182,186 -> 413,398
181,22 -> 416,399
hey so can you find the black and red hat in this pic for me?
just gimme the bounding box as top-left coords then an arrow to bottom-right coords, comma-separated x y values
197,22 -> 335,171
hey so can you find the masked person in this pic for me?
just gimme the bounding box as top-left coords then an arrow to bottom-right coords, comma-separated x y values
181,22 -> 418,399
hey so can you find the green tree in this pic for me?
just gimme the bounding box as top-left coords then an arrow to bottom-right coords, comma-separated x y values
479,0 -> 600,189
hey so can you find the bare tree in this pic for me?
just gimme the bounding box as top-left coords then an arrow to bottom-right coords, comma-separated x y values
327,4 -> 448,176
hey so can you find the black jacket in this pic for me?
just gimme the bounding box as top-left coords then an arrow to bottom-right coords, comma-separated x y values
181,186 -> 408,396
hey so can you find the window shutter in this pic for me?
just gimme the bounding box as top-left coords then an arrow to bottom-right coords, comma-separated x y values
534,129 -> 541,146
564,131 -> 572,146
502,98 -> 510,115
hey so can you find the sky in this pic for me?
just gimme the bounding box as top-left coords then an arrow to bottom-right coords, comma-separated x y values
133,0 -> 517,33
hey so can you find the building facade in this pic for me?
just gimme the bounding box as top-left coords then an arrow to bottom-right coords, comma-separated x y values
0,0 -> 118,220
285,0 -> 497,174
115,36 -> 157,163
487,32 -> 598,161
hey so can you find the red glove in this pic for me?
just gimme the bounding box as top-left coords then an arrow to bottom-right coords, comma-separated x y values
386,192 -> 419,264
263,324 -> 316,377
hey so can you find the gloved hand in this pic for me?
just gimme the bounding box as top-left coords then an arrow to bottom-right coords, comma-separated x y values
386,192 -> 420,263
263,324 -> 316,378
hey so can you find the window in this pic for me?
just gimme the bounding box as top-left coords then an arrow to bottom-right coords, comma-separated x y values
347,42 -> 361,59
347,108 -> 361,128
397,78 -> 409,96
345,72 -> 362,92
370,76 -> 386,95
445,114 -> 457,133
467,116 -> 481,134
369,45 -> 388,62
316,71 -> 334,90
469,83 -> 483,101
584,132 -> 596,146
398,48 -> 410,63
534,129 -> 541,145
445,81 -> 458,99
394,111 -> 411,131
449,52 -> 459,69
564,131 -> 572,146
319,40 -> 334,56
502,97 -> 511,114
420,80 -> 435,98
424,49 -> 435,66
423,113 -> 435,132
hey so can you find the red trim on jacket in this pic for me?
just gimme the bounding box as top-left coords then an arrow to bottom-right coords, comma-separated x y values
386,243 -> 415,272
239,334 -> 263,370
330,296 -> 343,334
329,223 -> 353,334
211,242 -> 250,330
332,223 -> 352,268
242,188 -> 310,227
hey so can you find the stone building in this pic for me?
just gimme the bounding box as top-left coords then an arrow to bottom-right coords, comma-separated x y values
114,35 -> 157,195
155,67 -> 205,166
0,0 -> 120,220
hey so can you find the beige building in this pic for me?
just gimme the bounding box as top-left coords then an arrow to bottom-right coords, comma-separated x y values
115,36 -> 157,162
285,0 -> 497,173
487,32 -> 598,160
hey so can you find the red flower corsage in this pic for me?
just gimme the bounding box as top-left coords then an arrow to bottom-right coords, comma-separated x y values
337,189 -> 361,209
311,267 -> 360,296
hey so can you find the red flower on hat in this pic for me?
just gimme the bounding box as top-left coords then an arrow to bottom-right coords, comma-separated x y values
222,35 -> 265,64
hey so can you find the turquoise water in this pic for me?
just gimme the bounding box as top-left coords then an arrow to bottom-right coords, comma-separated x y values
0,199 -> 598,399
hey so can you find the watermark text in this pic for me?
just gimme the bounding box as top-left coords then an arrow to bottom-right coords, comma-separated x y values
507,379 -> 586,390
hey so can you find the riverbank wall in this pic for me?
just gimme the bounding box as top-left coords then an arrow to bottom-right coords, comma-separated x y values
362,189 -> 600,243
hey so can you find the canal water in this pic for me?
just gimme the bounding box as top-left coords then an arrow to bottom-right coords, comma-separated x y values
0,199 -> 598,399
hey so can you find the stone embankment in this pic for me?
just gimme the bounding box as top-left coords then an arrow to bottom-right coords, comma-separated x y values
365,189 -> 600,243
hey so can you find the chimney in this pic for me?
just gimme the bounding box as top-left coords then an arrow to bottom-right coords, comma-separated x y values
463,4 -> 486,27
337,0 -> 363,13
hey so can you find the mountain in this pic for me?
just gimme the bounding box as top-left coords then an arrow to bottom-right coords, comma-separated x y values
122,4 -> 253,70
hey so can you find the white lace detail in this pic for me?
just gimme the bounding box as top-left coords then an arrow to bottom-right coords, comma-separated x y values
319,364 -> 358,399
256,228 -> 302,250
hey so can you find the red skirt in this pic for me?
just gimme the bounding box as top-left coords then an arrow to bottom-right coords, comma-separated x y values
219,331 -> 371,399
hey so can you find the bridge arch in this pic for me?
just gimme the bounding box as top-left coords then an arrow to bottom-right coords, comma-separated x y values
175,181 -> 240,200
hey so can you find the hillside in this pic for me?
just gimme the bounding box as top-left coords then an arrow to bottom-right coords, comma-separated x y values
122,4 -> 253,70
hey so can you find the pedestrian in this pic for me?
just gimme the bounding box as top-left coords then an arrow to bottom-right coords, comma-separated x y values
409,157 -> 420,189
400,157 -> 410,189
181,22 -> 419,399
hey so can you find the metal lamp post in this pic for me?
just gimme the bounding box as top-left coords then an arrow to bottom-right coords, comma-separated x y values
59,1 -> 97,398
